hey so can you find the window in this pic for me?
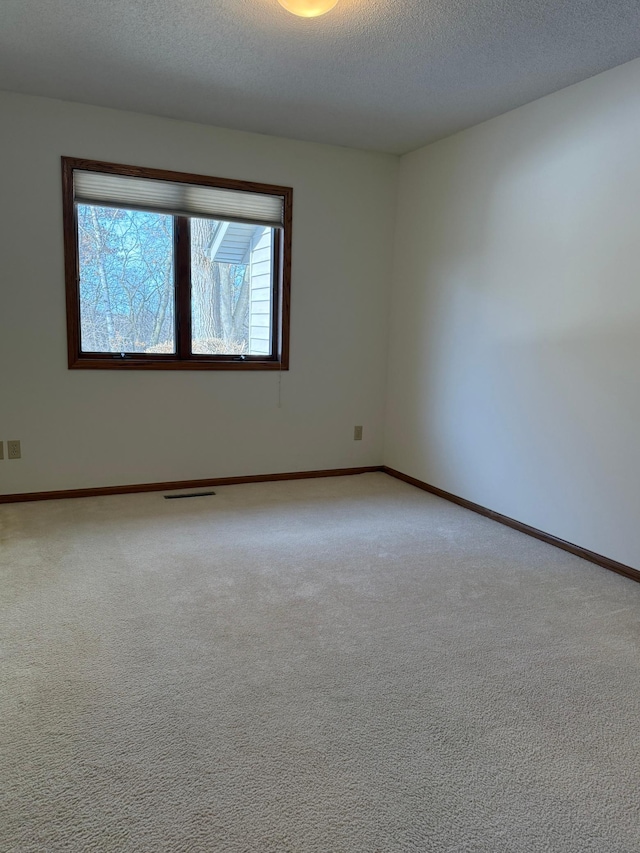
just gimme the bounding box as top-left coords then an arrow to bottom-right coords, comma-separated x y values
62,158 -> 292,369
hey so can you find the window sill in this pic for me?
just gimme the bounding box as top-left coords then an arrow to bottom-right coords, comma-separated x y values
69,357 -> 288,371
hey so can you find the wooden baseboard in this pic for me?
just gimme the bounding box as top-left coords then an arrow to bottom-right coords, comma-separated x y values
0,466 -> 383,505
383,466 -> 640,585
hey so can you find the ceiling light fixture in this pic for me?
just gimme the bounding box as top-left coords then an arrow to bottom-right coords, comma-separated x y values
277,0 -> 339,17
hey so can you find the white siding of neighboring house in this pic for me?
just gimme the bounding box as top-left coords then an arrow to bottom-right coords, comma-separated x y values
248,227 -> 273,355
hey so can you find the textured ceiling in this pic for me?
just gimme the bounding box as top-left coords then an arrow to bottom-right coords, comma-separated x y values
1,0 -> 639,153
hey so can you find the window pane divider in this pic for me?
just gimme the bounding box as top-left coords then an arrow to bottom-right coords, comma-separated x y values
175,216 -> 191,360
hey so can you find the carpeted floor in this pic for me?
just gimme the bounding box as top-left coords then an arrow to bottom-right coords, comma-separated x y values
1,472 -> 640,852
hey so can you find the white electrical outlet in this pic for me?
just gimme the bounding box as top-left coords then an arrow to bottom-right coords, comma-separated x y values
7,440 -> 21,460
354,425 -> 363,441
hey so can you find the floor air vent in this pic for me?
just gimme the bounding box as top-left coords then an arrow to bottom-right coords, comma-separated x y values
164,491 -> 216,500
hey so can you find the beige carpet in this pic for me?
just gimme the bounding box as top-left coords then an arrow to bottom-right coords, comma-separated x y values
2,472 -> 640,852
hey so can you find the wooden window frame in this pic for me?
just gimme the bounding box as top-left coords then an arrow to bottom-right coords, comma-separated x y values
62,157 -> 292,370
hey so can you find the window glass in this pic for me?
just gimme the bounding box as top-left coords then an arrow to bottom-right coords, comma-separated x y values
78,205 -> 175,354
190,219 -> 273,356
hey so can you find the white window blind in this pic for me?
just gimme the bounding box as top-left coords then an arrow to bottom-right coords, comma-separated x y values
73,171 -> 284,228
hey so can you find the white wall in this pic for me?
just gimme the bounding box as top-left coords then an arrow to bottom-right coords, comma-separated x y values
0,92 -> 397,494
385,57 -> 640,569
